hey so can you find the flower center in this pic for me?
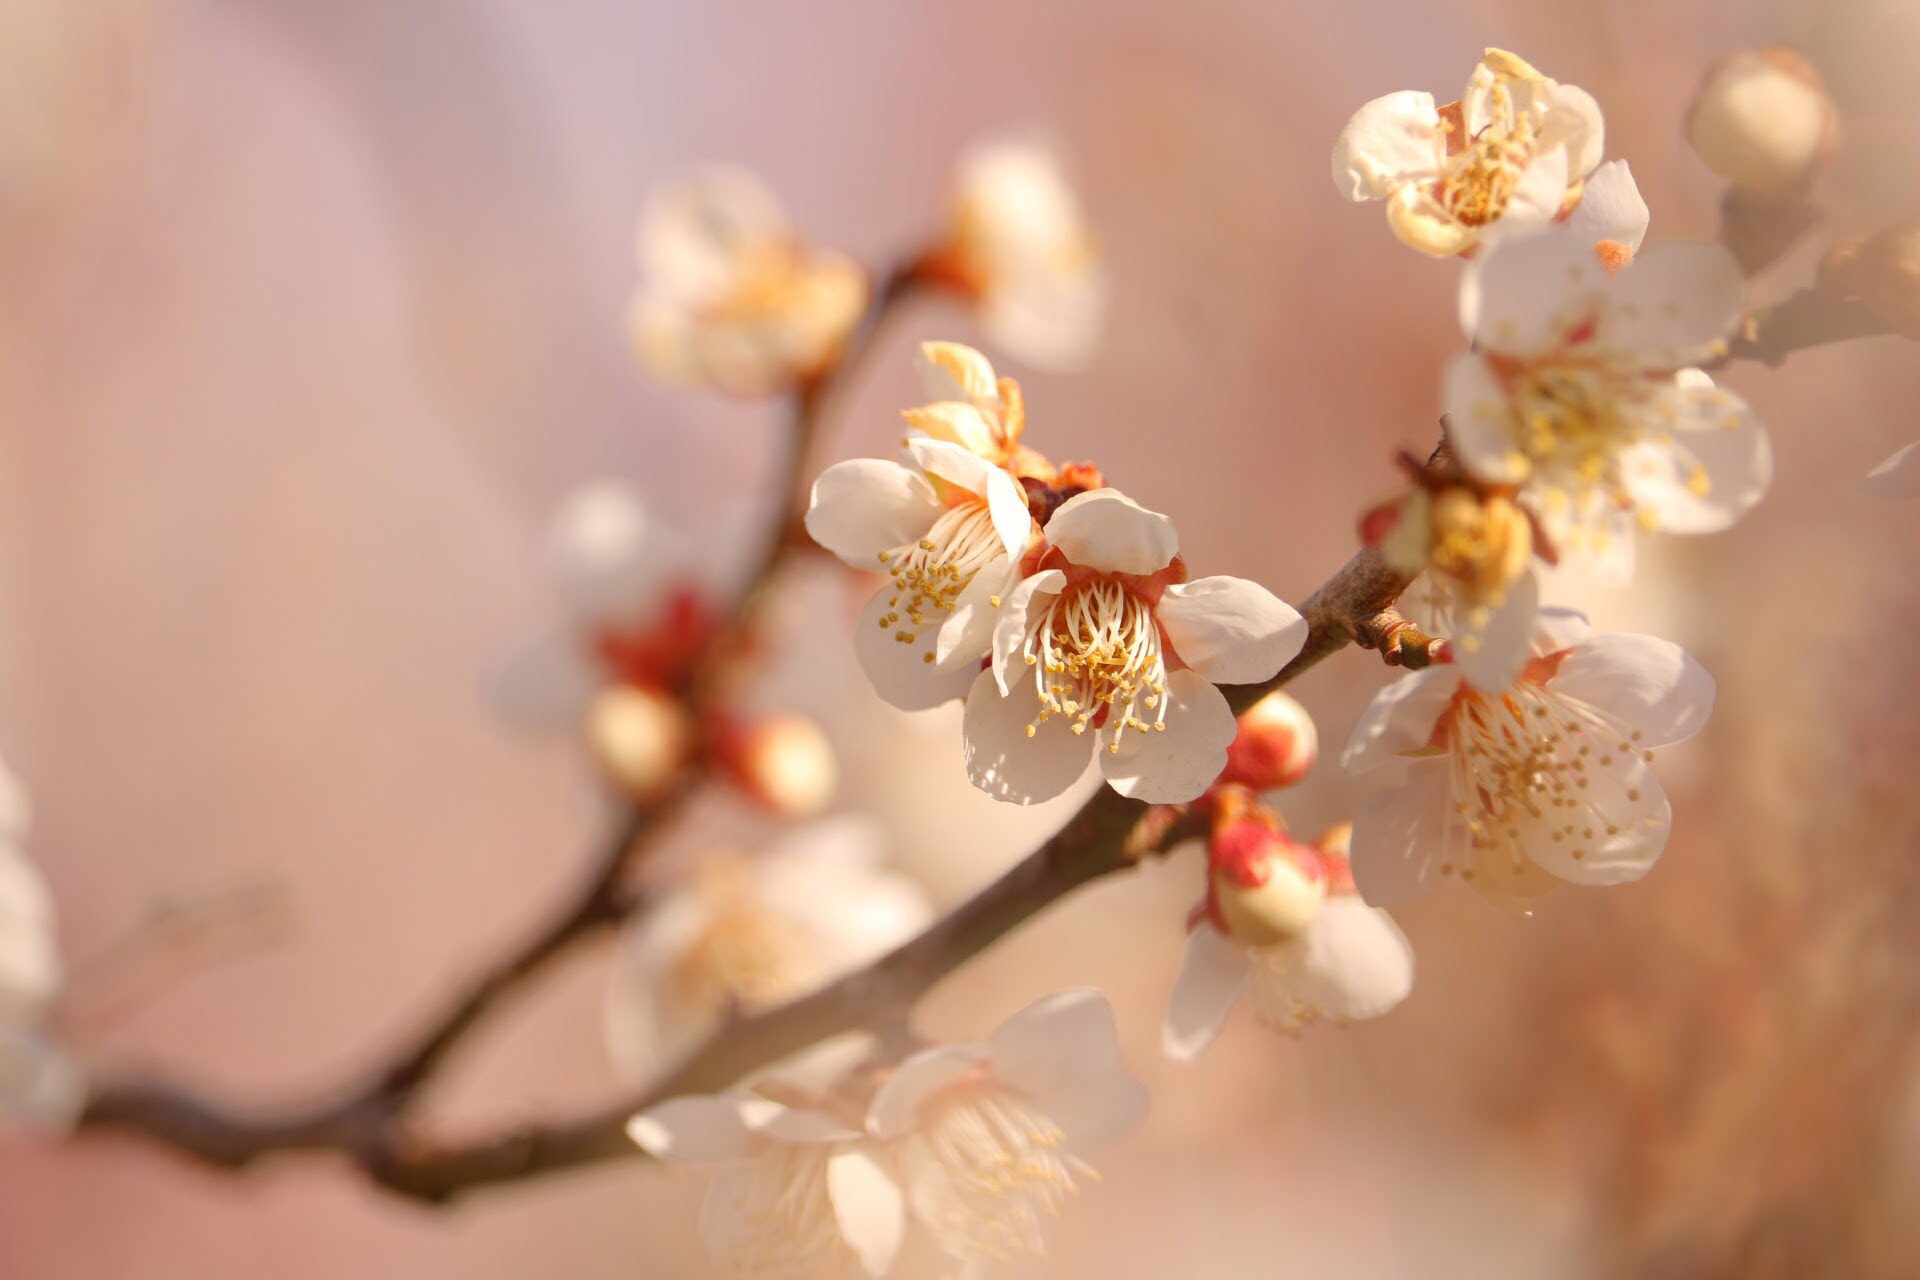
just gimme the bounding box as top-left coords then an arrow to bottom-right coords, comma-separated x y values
669,892 -> 810,1018
714,1142 -> 861,1278
875,500 -> 1005,664
1427,490 -> 1532,605
1441,681 -> 1653,884
706,238 -> 815,324
1018,580 -> 1168,751
1439,81 -> 1539,227
907,1083 -> 1091,1261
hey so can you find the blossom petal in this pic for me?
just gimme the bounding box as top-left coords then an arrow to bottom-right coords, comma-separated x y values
1157,578 -> 1309,685
1043,489 -> 1178,576
1466,232 -> 1605,355
1519,754 -> 1672,886
806,459 -> 942,567
1567,159 -> 1649,252
0,848 -> 58,1007
1349,758 -> 1454,907
855,589 -> 976,712
1531,605 -> 1593,657
964,667 -> 1093,805
746,1031 -> 882,1100
1286,897 -> 1415,1022
1538,81 -> 1605,180
1863,441 -> 1920,498
915,341 -> 998,407
1599,241 -> 1747,367
987,988 -> 1124,1098
902,401 -> 1001,458
1442,354 -> 1529,484
1447,568 -> 1540,693
981,270 -> 1108,371
638,166 -> 790,300
1101,671 -> 1238,803
907,439 -> 1034,561
866,1043 -> 989,1141
991,569 -> 1066,695
1331,91 -> 1444,201
1547,633 -> 1716,747
1619,382 -> 1771,534
935,556 -> 1018,671
1162,927 -> 1248,1063
827,1149 -> 907,1278
1340,667 -> 1459,774
1496,146 -> 1571,234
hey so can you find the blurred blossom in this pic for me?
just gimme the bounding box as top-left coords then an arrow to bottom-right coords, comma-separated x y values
922,139 -> 1107,370
965,489 -> 1307,805
1165,819 -> 1412,1060
629,166 -> 868,396
1345,610 -> 1715,912
605,817 -> 931,1078
1217,690 -> 1318,794
1450,235 -> 1771,585
0,760 -> 82,1130
1686,49 -> 1836,198
713,712 -> 839,819
1332,48 -> 1603,259
629,989 -> 1145,1275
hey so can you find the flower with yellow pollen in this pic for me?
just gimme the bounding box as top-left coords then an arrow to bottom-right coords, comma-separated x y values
629,991 -> 1145,1276
1333,48 -> 1604,258
1446,232 -> 1774,583
605,818 -> 930,1079
965,489 -> 1308,805
921,139 -> 1107,370
1343,609 -> 1715,913
629,166 -> 868,396
1164,818 -> 1413,1061
807,425 -> 1036,710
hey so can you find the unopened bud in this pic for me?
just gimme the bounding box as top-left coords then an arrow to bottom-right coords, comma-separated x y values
1687,49 -> 1835,198
586,686 -> 690,799
1219,692 -> 1318,792
1818,220 -> 1920,339
1208,821 -> 1326,946
720,713 -> 838,817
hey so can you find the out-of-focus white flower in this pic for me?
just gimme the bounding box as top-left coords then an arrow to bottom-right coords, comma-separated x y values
1686,48 -> 1835,197
925,140 -> 1107,370
964,489 -> 1307,806
1217,690 -> 1318,792
807,437 -> 1036,711
1333,48 -> 1604,258
491,482 -> 710,729
717,713 -> 840,818
629,990 -> 1144,1276
1863,441 -> 1920,498
0,763 -> 83,1131
1164,822 -> 1412,1060
630,167 -> 869,396
1447,234 -> 1773,584
1343,610 -> 1715,913
606,818 -> 931,1077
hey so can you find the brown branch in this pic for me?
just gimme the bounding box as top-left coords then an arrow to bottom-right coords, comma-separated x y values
1715,288 -> 1895,368
68,277 -> 1909,1205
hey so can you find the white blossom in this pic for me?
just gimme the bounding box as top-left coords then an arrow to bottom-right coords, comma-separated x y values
807,434 -> 1036,711
964,489 -> 1308,805
1686,49 -> 1835,197
1164,823 -> 1412,1061
1333,48 -> 1603,258
931,140 -> 1106,370
1343,610 -> 1714,912
0,763 -> 82,1130
631,167 -> 868,396
606,818 -> 932,1078
629,990 -> 1145,1276
1447,232 -> 1772,584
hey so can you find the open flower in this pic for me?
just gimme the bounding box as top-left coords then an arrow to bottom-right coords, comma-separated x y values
965,490 -> 1308,805
606,818 -> 931,1078
1447,233 -> 1773,581
1333,48 -> 1603,257
1,763 -> 82,1130
629,990 -> 1145,1277
807,435 -> 1036,711
922,140 -> 1106,370
1343,610 -> 1714,912
903,341 -> 1062,483
630,166 -> 868,396
1164,820 -> 1413,1060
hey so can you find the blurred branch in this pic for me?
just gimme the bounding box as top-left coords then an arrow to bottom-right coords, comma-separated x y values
1716,288 -> 1896,368
69,275 -> 1903,1205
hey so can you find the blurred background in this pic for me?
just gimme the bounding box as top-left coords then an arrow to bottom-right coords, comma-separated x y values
3,0 -> 1918,1276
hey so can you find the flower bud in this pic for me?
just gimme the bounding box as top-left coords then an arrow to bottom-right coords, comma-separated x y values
1208,821 -> 1326,947
1686,49 -> 1835,198
718,713 -> 838,817
1218,692 -> 1318,792
586,686 -> 690,799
